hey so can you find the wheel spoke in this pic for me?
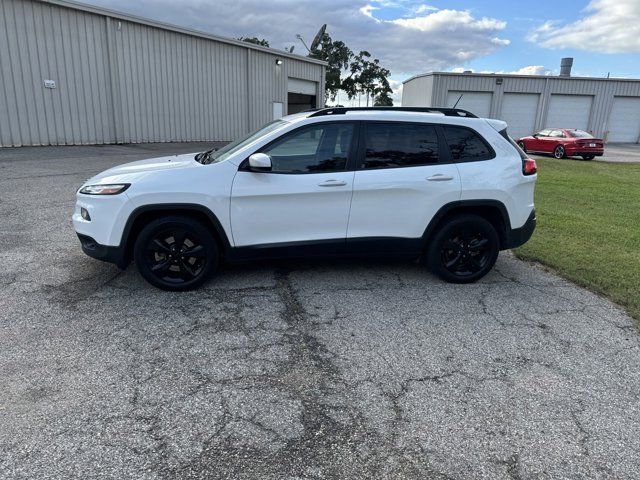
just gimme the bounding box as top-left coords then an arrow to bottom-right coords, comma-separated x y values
173,230 -> 187,249
182,244 -> 205,258
179,260 -> 197,278
148,238 -> 170,253
151,258 -> 172,272
445,253 -> 463,269
468,238 -> 488,251
468,256 -> 483,272
443,239 -> 459,252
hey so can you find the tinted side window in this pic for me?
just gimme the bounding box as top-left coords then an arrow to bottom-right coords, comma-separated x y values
362,123 -> 439,169
537,129 -> 551,137
263,123 -> 354,173
442,126 -> 493,161
549,130 -> 565,138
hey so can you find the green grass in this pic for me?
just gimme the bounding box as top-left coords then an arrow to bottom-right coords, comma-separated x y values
514,157 -> 640,321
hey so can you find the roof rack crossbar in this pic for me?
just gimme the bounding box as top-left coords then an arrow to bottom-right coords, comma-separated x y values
308,106 -> 478,118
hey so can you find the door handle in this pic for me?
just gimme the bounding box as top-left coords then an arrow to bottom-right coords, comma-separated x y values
317,179 -> 348,187
427,174 -> 454,181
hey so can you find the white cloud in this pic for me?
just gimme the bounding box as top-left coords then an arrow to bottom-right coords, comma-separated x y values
527,0 -> 640,53
413,5 -> 439,15
78,0 -> 510,75
449,65 -> 554,76
360,4 -> 379,20
392,9 -> 506,32
510,65 -> 553,75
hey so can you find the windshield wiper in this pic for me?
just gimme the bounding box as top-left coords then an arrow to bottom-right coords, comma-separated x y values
194,148 -> 218,164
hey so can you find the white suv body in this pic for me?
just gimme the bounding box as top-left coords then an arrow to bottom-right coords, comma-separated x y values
73,107 -> 536,290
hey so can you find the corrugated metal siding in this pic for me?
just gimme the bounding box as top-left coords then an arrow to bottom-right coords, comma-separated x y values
1,0 -> 113,146
110,20 -> 251,143
403,73 -> 640,139
401,75 -> 433,106
0,0 -> 325,146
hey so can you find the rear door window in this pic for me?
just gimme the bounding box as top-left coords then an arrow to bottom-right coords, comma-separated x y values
361,122 -> 439,169
441,125 -> 494,161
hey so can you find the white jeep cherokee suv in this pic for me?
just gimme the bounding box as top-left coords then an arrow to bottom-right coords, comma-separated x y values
73,107 -> 537,291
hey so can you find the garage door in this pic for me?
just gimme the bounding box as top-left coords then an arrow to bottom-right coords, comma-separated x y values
446,91 -> 492,118
288,78 -> 317,96
546,94 -> 592,130
500,93 -> 539,138
607,97 -> 640,142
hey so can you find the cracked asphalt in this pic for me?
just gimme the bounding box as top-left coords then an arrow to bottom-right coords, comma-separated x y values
1,143 -> 640,479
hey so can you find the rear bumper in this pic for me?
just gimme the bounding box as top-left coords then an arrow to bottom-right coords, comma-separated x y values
503,210 -> 536,249
77,234 -> 127,269
566,148 -> 604,157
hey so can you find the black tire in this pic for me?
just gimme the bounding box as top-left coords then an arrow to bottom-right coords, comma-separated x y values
426,214 -> 500,284
582,155 -> 595,160
553,145 -> 565,159
134,216 -> 218,291
517,141 -> 526,152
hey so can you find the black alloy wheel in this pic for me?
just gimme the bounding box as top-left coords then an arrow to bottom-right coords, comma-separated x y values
554,145 -> 565,159
134,216 -> 218,291
427,214 -> 499,283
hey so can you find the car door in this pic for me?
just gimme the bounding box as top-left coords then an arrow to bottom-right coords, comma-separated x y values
230,121 -> 357,247
529,129 -> 548,152
548,129 -> 566,150
347,121 -> 461,244
541,129 -> 561,152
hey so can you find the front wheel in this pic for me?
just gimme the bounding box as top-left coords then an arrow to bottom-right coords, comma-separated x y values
553,145 -> 565,159
426,214 -> 500,283
134,216 -> 219,291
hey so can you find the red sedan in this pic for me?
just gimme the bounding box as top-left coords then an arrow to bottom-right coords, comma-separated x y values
517,129 -> 604,160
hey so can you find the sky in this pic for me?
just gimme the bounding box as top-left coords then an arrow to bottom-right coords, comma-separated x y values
79,0 -> 640,104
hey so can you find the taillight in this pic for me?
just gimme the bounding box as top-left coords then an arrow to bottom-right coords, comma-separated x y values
523,158 -> 537,175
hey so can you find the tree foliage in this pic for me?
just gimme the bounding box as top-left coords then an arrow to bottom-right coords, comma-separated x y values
309,33 -> 353,101
309,31 -> 393,105
239,37 -> 270,47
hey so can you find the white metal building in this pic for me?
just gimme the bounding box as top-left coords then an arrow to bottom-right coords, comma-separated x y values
0,0 -> 326,147
402,70 -> 640,142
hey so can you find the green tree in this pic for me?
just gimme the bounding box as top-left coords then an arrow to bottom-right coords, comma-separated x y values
343,51 -> 393,106
309,33 -> 353,101
373,81 -> 394,106
239,37 -> 270,47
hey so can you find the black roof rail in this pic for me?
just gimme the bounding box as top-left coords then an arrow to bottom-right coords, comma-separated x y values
308,106 -> 478,118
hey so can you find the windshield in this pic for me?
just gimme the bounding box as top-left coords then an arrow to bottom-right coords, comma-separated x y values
197,120 -> 289,165
568,129 -> 593,138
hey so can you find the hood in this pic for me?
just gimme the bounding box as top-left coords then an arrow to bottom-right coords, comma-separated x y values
84,152 -> 200,184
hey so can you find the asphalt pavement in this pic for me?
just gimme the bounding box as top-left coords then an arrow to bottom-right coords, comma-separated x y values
1,143 -> 639,479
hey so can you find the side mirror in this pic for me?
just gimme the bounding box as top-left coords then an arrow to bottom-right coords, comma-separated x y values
532,133 -> 538,137
248,153 -> 272,171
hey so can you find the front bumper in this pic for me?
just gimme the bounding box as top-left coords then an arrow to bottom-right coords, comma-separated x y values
77,234 -> 128,269
503,210 -> 536,249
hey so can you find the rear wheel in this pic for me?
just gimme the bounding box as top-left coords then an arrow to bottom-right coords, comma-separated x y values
134,216 -> 218,291
426,214 -> 500,283
582,155 -> 595,160
553,145 -> 565,159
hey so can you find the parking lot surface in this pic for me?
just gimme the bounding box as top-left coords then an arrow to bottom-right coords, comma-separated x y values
1,143 -> 639,479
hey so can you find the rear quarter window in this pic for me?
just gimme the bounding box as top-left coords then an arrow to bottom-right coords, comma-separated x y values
442,125 -> 494,162
499,128 -> 528,160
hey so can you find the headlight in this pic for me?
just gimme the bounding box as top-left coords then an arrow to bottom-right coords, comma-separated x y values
79,184 -> 130,195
